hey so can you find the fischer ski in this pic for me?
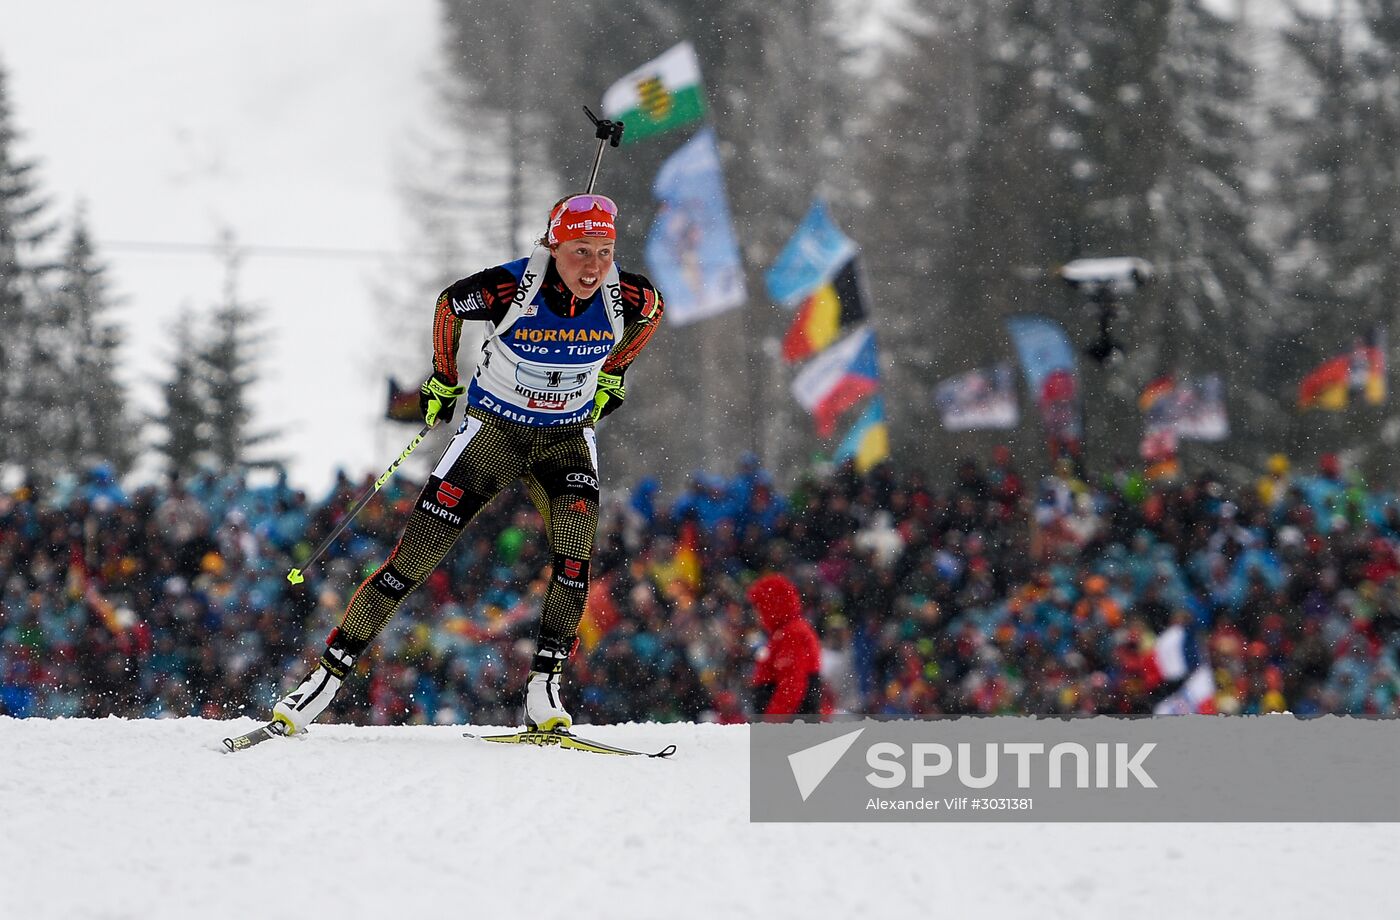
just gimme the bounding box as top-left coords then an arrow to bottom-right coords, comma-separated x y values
222,721 -> 290,753
464,729 -> 676,758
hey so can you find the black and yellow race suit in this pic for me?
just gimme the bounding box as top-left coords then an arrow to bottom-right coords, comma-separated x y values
331,255 -> 662,659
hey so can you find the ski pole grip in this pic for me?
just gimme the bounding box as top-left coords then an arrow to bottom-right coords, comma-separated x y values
583,105 -> 623,144
582,106 -> 625,193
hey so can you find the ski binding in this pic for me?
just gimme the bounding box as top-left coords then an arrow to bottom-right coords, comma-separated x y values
222,721 -> 290,752
464,728 -> 676,758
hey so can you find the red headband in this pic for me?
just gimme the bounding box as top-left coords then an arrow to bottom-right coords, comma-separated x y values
547,194 -> 618,246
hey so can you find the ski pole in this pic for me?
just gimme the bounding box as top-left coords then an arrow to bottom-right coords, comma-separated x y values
286,423 -> 432,585
581,105 -> 624,194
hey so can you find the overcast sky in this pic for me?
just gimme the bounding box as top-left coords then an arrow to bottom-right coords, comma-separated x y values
1,0 -> 442,495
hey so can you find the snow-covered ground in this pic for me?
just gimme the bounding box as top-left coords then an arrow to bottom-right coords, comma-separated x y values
0,717 -> 1393,920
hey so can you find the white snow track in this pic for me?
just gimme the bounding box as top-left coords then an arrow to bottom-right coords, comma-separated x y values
0,717 -> 1393,919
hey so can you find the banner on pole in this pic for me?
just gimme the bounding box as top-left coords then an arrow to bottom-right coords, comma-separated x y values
644,126 -> 747,325
934,363 -> 1019,431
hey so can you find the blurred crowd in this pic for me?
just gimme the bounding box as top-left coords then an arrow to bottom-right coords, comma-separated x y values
1,446 -> 1398,726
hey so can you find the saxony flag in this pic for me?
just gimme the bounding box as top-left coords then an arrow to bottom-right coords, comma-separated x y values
602,42 -> 706,143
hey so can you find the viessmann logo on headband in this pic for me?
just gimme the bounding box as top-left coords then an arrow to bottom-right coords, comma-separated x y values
548,195 -> 617,245
554,215 -> 614,237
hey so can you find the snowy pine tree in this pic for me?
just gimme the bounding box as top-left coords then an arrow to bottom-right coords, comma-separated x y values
199,248 -> 276,472
1144,0 -> 1278,472
822,0 -> 976,470
0,60 -> 57,476
152,311 -> 212,479
1274,1 -> 1400,466
43,209 -> 137,473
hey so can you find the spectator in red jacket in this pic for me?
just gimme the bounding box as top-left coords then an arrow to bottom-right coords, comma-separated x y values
747,573 -> 825,717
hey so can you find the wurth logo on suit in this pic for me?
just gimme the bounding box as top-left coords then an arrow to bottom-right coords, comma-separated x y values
436,481 -> 464,508
418,478 -> 465,527
554,557 -> 588,590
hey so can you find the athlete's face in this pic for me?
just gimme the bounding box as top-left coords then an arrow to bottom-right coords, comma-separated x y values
553,237 -> 614,300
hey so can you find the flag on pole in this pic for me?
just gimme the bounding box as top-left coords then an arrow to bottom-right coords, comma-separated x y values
1138,375 -> 1175,412
602,42 -> 707,144
1298,326 -> 1387,410
1006,315 -> 1082,458
1139,427 -> 1181,481
835,397 -> 890,473
67,543 -> 127,636
1138,373 -> 1229,479
646,520 -> 703,593
765,199 -> 858,307
644,126 -> 747,325
1151,623 -> 1216,715
1298,356 -> 1350,411
781,258 -> 866,362
386,378 -> 420,423
577,575 -> 621,652
1354,326 -> 1387,406
933,363 -> 1019,431
1141,374 -> 1229,442
1139,374 -> 1182,479
791,327 -> 881,436
1169,375 -> 1229,441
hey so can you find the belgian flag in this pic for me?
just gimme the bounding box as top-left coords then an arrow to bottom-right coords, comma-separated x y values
781,258 -> 866,363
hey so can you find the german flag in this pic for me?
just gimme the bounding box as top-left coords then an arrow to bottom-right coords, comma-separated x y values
1297,326 -> 1387,411
781,258 -> 866,363
1298,356 -> 1351,411
1138,375 -> 1176,411
577,575 -> 622,652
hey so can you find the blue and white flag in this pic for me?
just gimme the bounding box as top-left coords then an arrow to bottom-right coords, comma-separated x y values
1006,315 -> 1082,443
644,126 -> 747,326
765,199 -> 858,307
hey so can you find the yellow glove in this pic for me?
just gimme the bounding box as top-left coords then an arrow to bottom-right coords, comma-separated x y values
590,371 -> 625,423
420,372 -> 465,427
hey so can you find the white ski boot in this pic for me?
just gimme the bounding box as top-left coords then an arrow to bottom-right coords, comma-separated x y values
524,639 -> 572,732
271,644 -> 356,735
